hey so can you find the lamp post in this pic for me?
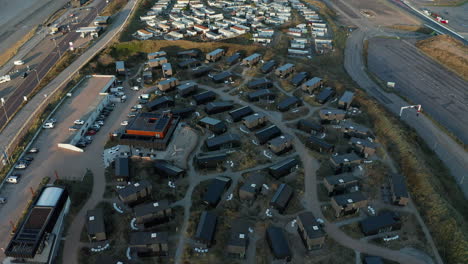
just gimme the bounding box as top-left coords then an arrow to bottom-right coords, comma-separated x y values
1,97 -> 9,121
31,69 -> 40,84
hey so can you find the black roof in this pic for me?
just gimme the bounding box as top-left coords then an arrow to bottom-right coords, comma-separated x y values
297,212 -> 325,239
115,157 -> 129,178
212,71 -> 233,82
297,119 -> 323,132
255,125 -> 281,144
269,157 -> 298,171
117,180 -> 151,198
130,231 -> 168,246
195,152 -> 228,166
177,49 -> 199,57
154,160 -> 185,177
178,58 -> 200,68
247,89 -> 275,101
331,152 -> 362,165
206,133 -> 240,149
316,87 -> 335,103
364,256 -> 385,264
277,96 -> 301,111
228,219 -> 250,248
350,137 -> 376,149
332,191 -> 366,206
147,96 -> 174,111
261,60 -> 276,73
195,211 -> 217,243
226,53 -> 242,64
391,173 -> 409,198
247,78 -> 272,89
86,208 -> 105,235
270,183 -> 293,209
291,72 -> 308,86
341,121 -> 371,134
360,211 -> 400,235
133,200 -> 170,218
325,173 -> 358,186
170,106 -> 196,118
229,106 -> 253,122
203,177 -> 231,206
240,173 -> 265,194
307,135 -> 334,149
266,226 -> 291,259
193,91 -> 216,104
205,101 -> 234,114
192,66 -> 212,76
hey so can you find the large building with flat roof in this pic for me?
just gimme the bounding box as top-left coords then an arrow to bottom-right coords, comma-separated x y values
5,186 -> 70,263
118,112 -> 180,150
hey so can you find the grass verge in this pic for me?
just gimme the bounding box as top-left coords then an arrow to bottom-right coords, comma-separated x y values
0,26 -> 38,67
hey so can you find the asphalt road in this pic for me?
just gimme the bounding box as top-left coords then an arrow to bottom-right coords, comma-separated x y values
322,0 -> 468,200
0,0 -> 107,130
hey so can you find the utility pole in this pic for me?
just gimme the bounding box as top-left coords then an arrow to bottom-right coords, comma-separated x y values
1,98 -> 9,121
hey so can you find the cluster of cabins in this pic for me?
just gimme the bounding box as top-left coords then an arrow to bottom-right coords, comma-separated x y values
136,0 -> 293,42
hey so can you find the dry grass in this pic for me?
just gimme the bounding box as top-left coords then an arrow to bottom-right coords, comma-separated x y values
387,25 -> 433,34
0,26 -> 38,67
416,35 -> 468,80
101,0 -> 127,16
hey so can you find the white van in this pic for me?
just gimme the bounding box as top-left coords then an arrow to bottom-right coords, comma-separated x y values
7,176 -> 19,184
14,60 -> 25,66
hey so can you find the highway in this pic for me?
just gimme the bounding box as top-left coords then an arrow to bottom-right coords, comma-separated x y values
0,0 -> 107,130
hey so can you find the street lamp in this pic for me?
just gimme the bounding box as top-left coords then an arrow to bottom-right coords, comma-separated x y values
1,97 -> 9,121
31,69 -> 40,84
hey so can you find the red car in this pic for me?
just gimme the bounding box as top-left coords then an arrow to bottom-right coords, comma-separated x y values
86,130 -> 97,135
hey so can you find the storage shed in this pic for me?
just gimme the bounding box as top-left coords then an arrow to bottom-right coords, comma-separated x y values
268,157 -> 298,179
270,183 -> 293,213
229,106 -> 253,122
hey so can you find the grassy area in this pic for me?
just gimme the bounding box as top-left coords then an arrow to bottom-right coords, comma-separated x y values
101,0 -> 127,16
340,222 -> 364,239
416,35 -> 468,81
119,0 -> 158,41
0,25 -> 38,67
387,25 -> 433,34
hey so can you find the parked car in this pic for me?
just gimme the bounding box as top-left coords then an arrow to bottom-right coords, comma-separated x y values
69,125 -> 80,131
43,123 -> 54,129
128,113 -> 136,118
76,141 -> 87,148
14,163 -> 27,169
23,157 -> 34,162
21,72 -> 28,78
28,148 -> 39,153
96,121 -> 104,126
0,197 -> 6,204
86,130 -> 97,136
120,120 -> 128,126
7,175 -> 20,183
131,86 -> 140,91
74,120 -> 85,125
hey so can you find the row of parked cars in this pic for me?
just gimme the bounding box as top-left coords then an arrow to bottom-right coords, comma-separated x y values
75,104 -> 115,148
7,147 -> 39,185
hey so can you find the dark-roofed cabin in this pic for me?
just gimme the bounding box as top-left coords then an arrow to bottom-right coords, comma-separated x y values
195,152 -> 227,169
206,133 -> 241,151
261,60 -> 276,73
242,53 -> 262,67
331,191 -> 368,217
206,48 -> 225,62
147,96 -> 174,111
177,49 -> 200,58
212,71 -> 233,83
255,125 -> 281,144
291,72 -> 308,87
330,152 -> 363,173
297,212 -> 326,250
133,200 -> 172,225
390,174 -> 409,206
157,77 -> 179,92
194,211 -> 217,247
247,78 -> 273,89
302,77 -> 322,94
86,208 -> 106,241
154,160 -> 185,178
266,226 -> 292,261
319,109 -> 346,123
226,52 -> 242,65
227,220 -> 250,258
315,87 -> 335,104
170,106 -> 195,118
203,177 -> 231,207
275,63 -> 295,79
341,121 -> 373,139
143,70 -> 153,83
297,119 -> 324,134
193,91 -> 216,105
239,174 -> 265,200
199,117 -> 227,134
277,96 -> 302,112
306,135 -> 335,153
243,112 -> 267,129
350,137 -> 377,158
117,180 -> 152,206
270,183 -> 293,213
205,101 -> 234,114
192,66 -> 212,77
364,256 -> 385,264
115,157 -> 130,182
338,91 -> 355,110
268,158 -> 298,179
177,81 -> 198,97
178,58 -> 201,69
324,173 -> 359,196
268,134 -> 293,154
130,231 -> 169,256
229,106 -> 253,122
360,212 -> 401,236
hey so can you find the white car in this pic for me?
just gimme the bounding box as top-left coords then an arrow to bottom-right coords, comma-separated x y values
96,121 -> 104,126
13,60 -> 24,66
7,176 -> 19,184
43,123 -> 54,129
131,86 -> 139,91
120,120 -> 128,126
74,120 -> 85,125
